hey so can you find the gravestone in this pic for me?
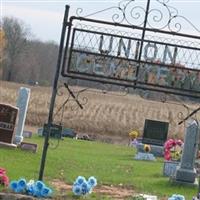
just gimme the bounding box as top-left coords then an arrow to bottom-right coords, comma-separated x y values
23,131 -> 32,138
0,104 -> 18,144
134,152 -> 156,161
136,119 -> 168,157
163,161 -> 179,177
43,123 -> 62,139
136,143 -> 164,157
37,127 -> 43,136
20,142 -> 37,153
175,121 -> 200,184
14,87 -> 30,144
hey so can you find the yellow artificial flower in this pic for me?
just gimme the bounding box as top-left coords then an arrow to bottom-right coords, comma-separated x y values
129,130 -> 139,139
144,144 -> 151,153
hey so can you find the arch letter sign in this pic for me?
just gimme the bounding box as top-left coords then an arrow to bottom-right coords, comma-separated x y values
62,1 -> 200,99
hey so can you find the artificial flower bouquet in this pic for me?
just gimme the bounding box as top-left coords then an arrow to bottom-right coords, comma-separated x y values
0,167 -> 9,186
164,139 -> 183,161
72,176 -> 97,196
10,178 -> 52,198
168,194 -> 185,200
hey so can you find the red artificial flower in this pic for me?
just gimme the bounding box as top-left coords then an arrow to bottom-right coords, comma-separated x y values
164,152 -> 171,161
0,174 -> 9,186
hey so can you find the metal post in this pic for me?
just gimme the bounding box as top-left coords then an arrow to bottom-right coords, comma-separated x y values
38,5 -> 70,181
197,120 -> 200,197
135,0 -> 151,81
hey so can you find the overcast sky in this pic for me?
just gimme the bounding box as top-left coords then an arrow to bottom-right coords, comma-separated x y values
2,0 -> 200,43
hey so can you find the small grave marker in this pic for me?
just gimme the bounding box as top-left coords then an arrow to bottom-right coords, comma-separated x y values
43,124 -> 62,139
20,142 -> 37,153
23,131 -> 32,138
163,161 -> 179,177
134,152 -> 156,161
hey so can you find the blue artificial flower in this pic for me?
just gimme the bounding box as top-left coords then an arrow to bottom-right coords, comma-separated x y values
26,180 -> 35,195
81,181 -> 91,195
88,176 -> 97,188
15,179 -> 27,193
9,181 -> 18,192
35,180 -> 44,191
72,176 -> 97,196
168,194 -> 185,200
75,176 -> 86,185
41,186 -> 52,197
72,184 -> 82,196
26,185 -> 34,196
17,178 -> 26,189
32,189 -> 42,198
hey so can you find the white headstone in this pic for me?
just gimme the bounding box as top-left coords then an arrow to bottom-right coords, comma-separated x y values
14,87 -> 30,144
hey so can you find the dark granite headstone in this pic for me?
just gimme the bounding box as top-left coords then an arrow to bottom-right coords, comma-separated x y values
0,104 -> 18,144
43,123 -> 62,139
142,119 -> 169,146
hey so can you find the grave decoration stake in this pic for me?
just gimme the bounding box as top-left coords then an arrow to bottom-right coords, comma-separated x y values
72,176 -> 97,196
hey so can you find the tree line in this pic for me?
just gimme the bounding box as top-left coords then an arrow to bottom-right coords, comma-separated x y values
0,17 -> 59,86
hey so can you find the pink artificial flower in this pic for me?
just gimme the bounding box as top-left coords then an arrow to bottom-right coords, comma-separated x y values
164,139 -> 184,161
176,139 -> 183,146
164,139 -> 174,149
0,168 -> 6,175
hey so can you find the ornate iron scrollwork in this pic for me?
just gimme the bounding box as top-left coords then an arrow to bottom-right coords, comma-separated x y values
76,0 -> 200,34
54,82 -> 88,123
54,80 -> 130,124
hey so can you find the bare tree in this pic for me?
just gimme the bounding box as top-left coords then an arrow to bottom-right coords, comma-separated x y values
0,29 -> 6,63
0,28 -> 7,78
2,17 -> 29,81
13,39 -> 58,85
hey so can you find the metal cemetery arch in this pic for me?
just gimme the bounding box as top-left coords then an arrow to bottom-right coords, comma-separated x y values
62,0 -> 200,98
39,0 -> 200,183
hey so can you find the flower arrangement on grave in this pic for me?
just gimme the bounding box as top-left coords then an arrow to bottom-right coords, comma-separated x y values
164,139 -> 183,161
144,144 -> 151,153
0,167 -> 9,186
168,194 -> 185,200
9,178 -> 52,198
129,130 -> 139,146
129,130 -> 139,140
72,176 -> 97,196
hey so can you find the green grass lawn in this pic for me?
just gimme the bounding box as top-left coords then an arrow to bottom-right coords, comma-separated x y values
0,135 -> 197,199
